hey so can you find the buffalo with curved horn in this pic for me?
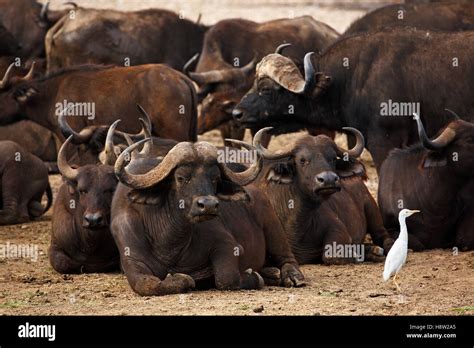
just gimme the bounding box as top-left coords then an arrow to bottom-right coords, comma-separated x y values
378,114 -> 474,251
110,131 -> 305,296
49,122 -> 120,274
250,127 -> 393,264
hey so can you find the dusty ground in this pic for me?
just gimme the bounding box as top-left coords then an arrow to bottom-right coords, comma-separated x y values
0,1 -> 472,315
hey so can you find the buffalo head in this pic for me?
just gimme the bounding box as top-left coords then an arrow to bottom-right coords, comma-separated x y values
257,127 -> 365,201
115,132 -> 265,223
415,113 -> 474,176
0,62 -> 37,124
58,122 -> 119,229
184,53 -> 256,133
232,52 -> 331,132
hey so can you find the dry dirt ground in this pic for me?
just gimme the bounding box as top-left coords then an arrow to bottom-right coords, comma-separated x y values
1,0 -> 473,315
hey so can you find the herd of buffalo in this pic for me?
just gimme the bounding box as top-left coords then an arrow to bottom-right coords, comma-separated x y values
0,0 -> 472,296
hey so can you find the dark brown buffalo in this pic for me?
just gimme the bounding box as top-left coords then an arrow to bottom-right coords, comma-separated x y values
0,140 -> 52,225
45,7 -> 208,72
0,23 -> 20,56
0,0 -> 74,59
233,28 -> 474,171
0,62 -> 197,142
187,17 -> 339,143
250,127 -> 393,264
378,115 -> 474,251
49,123 -> 120,274
0,120 -> 58,166
345,1 -> 474,35
111,132 -> 304,296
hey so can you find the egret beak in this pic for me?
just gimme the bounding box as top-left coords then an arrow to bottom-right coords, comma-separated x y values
407,209 -> 420,216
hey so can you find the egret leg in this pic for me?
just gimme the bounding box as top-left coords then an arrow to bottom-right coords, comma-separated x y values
392,273 -> 401,293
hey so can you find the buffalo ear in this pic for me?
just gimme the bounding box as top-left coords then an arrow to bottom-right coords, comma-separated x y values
217,178 -> 250,202
421,152 -> 447,168
336,158 -> 367,179
266,161 -> 294,184
312,73 -> 332,98
15,87 -> 38,103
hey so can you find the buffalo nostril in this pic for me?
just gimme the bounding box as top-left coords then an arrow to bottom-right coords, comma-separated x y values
232,108 -> 244,120
316,176 -> 325,183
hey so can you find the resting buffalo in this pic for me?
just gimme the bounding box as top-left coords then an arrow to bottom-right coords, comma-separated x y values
250,127 -> 393,264
233,28 -> 474,170
0,140 -> 52,225
0,0 -> 73,59
49,123 -> 120,274
0,62 -> 197,142
0,120 -> 58,171
187,17 -> 339,143
111,132 -> 304,296
45,7 -> 207,72
345,1 -> 474,35
378,115 -> 474,251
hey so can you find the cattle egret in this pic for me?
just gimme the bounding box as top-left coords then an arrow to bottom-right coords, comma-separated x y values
383,209 -> 420,292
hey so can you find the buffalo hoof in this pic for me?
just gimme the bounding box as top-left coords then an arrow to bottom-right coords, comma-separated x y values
134,273 -> 195,296
260,267 -> 281,286
281,263 -> 305,287
241,268 -> 264,290
165,273 -> 196,292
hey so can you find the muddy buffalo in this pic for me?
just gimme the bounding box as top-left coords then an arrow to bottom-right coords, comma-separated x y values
0,62 -> 197,142
0,140 -> 52,225
187,17 -> 339,143
250,127 -> 393,264
49,123 -> 120,273
111,131 -> 304,296
233,28 -> 474,171
378,115 -> 474,251
0,0 -> 74,59
345,1 -> 474,35
46,7 -> 208,72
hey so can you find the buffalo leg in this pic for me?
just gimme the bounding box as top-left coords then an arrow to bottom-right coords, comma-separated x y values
112,213 -> 195,296
455,212 -> 474,251
0,167 -> 25,225
49,245 -> 82,274
259,267 -> 281,286
251,188 -> 305,286
210,242 -> 263,290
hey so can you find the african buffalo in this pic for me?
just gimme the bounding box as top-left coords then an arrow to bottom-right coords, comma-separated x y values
250,127 -> 393,264
186,17 -> 339,143
378,115 -> 474,251
111,131 -> 304,296
45,7 -> 207,72
345,1 -> 474,35
0,140 -> 52,225
0,120 -> 58,169
0,62 -> 197,142
233,28 -> 474,171
49,123 -> 120,274
0,0 -> 74,59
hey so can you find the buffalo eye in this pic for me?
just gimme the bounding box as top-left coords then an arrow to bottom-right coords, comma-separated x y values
176,176 -> 190,185
79,189 -> 87,195
300,158 -> 309,166
259,88 -> 272,96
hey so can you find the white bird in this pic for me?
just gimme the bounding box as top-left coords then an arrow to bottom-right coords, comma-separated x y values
383,209 -> 420,292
